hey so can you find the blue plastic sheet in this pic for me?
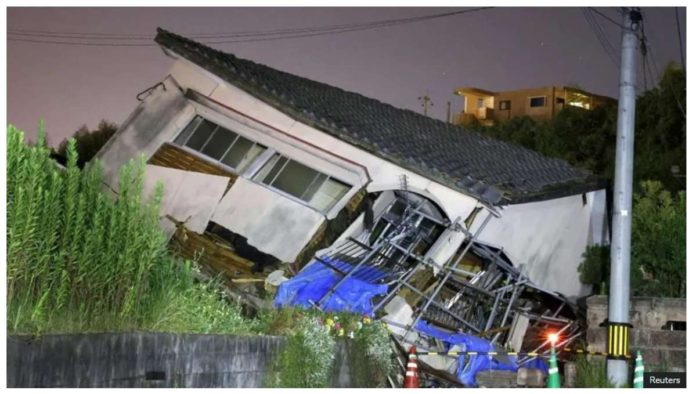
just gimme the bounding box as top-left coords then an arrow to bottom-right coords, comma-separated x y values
414,320 -> 547,386
274,257 -> 389,316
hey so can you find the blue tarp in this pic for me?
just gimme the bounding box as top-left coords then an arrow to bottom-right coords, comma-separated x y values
274,258 -> 389,316
414,320 -> 548,387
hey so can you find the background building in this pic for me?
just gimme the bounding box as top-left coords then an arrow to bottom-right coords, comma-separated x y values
453,85 -> 616,126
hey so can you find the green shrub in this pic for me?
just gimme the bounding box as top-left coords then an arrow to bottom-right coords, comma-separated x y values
270,315 -> 336,388
349,317 -> 394,387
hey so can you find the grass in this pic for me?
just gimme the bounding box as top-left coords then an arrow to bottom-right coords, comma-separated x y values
574,356 -> 634,388
7,124 -> 254,335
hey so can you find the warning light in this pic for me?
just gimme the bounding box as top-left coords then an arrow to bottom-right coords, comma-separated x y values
547,332 -> 559,344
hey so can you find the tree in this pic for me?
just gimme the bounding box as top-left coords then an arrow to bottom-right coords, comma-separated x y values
55,120 -> 118,168
577,181 -> 685,297
472,64 -> 685,192
630,181 -> 686,297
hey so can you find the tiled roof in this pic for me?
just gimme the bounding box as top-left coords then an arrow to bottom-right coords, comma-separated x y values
155,28 -> 604,205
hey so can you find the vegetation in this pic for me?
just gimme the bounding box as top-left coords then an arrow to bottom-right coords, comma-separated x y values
577,181 -> 686,297
262,309 -> 394,388
574,357 -> 614,388
7,124 -> 252,335
54,120 -> 118,168
270,315 -> 337,388
475,64 -> 685,193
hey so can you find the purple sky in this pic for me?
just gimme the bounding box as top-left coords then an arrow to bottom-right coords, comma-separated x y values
7,7 -> 686,146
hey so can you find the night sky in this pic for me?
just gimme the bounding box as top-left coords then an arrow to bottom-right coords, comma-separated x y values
7,7 -> 686,146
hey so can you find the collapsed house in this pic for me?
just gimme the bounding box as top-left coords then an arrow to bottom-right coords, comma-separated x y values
96,28 -> 609,386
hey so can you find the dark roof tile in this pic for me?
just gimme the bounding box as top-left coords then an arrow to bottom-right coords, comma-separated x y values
155,28 -> 604,205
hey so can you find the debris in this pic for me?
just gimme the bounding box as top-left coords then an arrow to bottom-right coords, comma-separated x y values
273,190 -> 584,387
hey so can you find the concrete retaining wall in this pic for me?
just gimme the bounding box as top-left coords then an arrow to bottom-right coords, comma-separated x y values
585,296 -> 686,372
7,332 -> 356,388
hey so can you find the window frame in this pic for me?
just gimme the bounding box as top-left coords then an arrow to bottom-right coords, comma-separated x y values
167,102 -> 362,218
528,96 -> 547,108
498,100 -> 511,110
252,152 -> 351,213
173,114 -> 269,175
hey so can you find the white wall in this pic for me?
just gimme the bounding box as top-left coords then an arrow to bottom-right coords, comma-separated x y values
212,177 -> 325,262
471,189 -> 608,298
142,164 -> 229,238
95,76 -> 195,188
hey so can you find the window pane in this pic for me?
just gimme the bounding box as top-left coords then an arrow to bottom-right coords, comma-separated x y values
254,154 -> 287,184
271,159 -> 320,200
221,136 -> 253,168
174,116 -> 203,145
309,177 -> 350,212
236,143 -> 266,172
200,128 -> 238,160
529,97 -> 546,108
301,174 -> 327,201
185,119 -> 218,151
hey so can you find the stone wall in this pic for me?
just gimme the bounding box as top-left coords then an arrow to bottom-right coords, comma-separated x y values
7,332 -> 357,388
585,296 -> 686,372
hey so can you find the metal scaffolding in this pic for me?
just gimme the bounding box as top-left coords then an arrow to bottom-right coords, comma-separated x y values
310,190 -> 582,378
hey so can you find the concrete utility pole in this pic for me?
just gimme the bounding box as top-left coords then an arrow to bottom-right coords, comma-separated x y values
418,93 -> 433,116
607,7 -> 641,387
446,101 -> 452,123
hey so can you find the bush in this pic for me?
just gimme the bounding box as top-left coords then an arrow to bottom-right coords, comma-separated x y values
270,315 -> 336,388
577,245 -> 610,295
631,181 -> 686,297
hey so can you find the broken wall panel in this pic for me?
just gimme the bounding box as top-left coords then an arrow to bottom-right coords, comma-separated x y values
211,177 -> 326,262
471,191 -> 605,298
142,164 -> 229,235
95,76 -> 195,189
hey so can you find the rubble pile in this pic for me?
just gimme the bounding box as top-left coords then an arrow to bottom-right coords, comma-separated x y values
275,191 -> 584,387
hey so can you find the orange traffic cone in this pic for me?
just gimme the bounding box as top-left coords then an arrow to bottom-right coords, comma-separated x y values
404,346 -> 420,388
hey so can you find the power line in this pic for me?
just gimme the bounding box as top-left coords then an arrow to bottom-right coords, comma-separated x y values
639,23 -> 656,91
675,7 -> 685,70
7,37 -> 155,47
582,8 -> 620,68
641,10 -> 686,118
8,7 -> 494,46
588,7 -> 624,29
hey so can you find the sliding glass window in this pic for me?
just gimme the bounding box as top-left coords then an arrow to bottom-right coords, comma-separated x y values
253,153 -> 351,212
174,115 -> 266,173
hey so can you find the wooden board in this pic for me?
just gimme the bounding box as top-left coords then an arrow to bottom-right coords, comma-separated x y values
148,143 -> 238,191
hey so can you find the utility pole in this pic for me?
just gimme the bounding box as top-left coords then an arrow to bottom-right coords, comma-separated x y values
418,93 -> 433,116
446,101 -> 452,123
607,7 -> 641,387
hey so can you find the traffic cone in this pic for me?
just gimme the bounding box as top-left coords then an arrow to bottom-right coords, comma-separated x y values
547,346 -> 561,388
633,351 -> 644,388
404,346 -> 420,388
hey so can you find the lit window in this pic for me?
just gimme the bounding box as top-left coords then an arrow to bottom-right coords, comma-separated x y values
174,115 -> 267,173
499,100 -> 511,110
253,153 -> 351,212
529,97 -> 546,108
